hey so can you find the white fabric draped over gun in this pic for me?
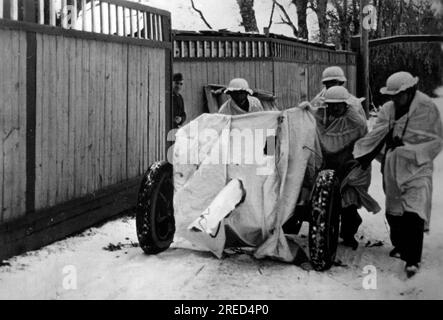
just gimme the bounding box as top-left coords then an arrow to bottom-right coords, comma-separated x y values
172,108 -> 321,262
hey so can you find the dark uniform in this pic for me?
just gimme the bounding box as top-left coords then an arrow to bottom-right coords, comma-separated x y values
172,91 -> 186,128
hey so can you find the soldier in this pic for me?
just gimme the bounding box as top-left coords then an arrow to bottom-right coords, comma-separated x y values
218,78 -> 264,115
308,66 -> 366,119
354,72 -> 443,277
310,86 -> 375,249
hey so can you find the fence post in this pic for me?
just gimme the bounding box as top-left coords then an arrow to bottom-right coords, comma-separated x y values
163,14 -> 172,154
24,1 -> 38,213
360,0 -> 370,118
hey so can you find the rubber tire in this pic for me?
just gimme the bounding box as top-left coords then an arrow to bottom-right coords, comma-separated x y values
308,169 -> 341,271
136,161 -> 175,254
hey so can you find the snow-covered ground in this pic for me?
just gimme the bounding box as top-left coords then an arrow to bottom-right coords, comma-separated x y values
1,97 -> 443,300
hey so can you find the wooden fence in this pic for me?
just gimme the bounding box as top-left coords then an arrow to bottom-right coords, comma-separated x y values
173,32 -> 357,121
0,0 -> 172,261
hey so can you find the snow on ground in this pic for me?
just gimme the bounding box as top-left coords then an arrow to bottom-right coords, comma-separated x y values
1,98 -> 443,300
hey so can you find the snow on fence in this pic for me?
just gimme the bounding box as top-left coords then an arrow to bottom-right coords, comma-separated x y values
0,0 -> 172,261
173,31 -> 357,121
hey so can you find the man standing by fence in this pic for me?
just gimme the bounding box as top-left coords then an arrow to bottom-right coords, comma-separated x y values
354,71 -> 443,278
172,73 -> 187,128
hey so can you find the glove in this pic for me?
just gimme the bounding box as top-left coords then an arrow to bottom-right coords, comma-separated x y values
297,101 -> 312,110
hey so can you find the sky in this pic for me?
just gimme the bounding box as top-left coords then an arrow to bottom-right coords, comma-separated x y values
142,0 -> 319,39
66,0 -> 319,40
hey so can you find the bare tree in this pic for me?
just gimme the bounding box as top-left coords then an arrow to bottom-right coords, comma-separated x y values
237,0 -> 259,32
371,0 -> 442,38
309,0 -> 328,43
327,0 -> 360,50
190,0 -> 213,29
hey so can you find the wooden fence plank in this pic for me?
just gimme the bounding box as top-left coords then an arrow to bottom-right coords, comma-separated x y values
1,30 -> 12,220
110,43 -> 118,184
55,35 -> 64,203
103,42 -> 112,186
60,34 -> 70,202
72,38 -> 81,198
138,46 -> 145,173
88,39 -> 97,193
34,34 -> 42,210
126,45 -> 136,177
158,50 -> 166,159
81,38 -> 90,196
66,36 -> 75,201
40,34 -> 50,208
96,40 -> 105,190
17,30 -> 27,216
116,43 -> 126,183
142,47 -> 150,171
148,49 -> 158,163
48,35 -> 58,207
0,30 -> 5,222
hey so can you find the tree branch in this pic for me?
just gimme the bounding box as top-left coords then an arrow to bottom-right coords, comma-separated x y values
190,0 -> 213,29
273,0 -> 298,36
268,1 -> 276,30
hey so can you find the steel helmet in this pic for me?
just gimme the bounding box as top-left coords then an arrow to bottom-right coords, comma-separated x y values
324,86 -> 351,104
224,78 -> 253,95
322,66 -> 347,83
380,71 -> 419,95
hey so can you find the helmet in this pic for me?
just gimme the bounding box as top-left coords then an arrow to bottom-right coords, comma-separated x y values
322,66 -> 347,83
380,71 -> 419,95
224,78 -> 253,95
324,86 -> 351,104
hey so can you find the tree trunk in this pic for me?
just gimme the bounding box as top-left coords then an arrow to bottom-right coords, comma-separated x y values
352,0 -> 360,34
316,0 -> 328,43
341,0 -> 349,49
293,0 -> 308,39
237,0 -> 259,32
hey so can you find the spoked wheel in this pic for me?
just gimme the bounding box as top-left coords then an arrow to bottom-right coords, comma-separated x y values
308,169 -> 341,271
136,161 -> 175,254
